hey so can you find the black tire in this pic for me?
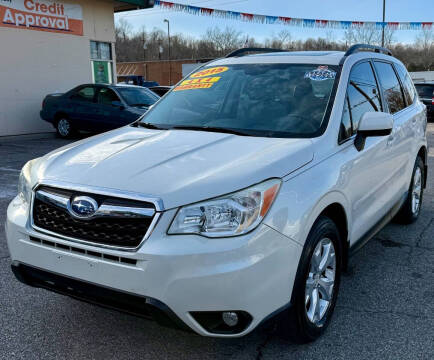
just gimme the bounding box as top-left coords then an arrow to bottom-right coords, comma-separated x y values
55,117 -> 76,138
394,156 -> 425,224
278,216 -> 342,343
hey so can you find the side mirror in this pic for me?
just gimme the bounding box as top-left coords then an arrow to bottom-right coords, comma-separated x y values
354,112 -> 393,151
111,101 -> 125,110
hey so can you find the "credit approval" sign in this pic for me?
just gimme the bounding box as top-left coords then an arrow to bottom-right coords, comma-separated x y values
0,0 -> 83,36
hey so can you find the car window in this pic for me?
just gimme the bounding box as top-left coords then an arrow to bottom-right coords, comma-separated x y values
140,63 -> 339,138
339,95 -> 353,143
117,87 -> 159,107
346,61 -> 382,131
415,84 -> 434,99
350,61 -> 380,89
71,87 -> 95,102
97,88 -> 120,105
373,61 -> 406,114
395,63 -> 416,106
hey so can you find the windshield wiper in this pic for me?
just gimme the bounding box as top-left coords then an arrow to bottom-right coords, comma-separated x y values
169,125 -> 249,136
136,122 -> 168,130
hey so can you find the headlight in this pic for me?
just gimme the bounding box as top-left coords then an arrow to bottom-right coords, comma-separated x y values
168,179 -> 281,237
18,159 -> 38,204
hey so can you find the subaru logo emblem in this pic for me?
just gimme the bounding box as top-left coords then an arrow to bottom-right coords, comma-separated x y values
69,196 -> 98,218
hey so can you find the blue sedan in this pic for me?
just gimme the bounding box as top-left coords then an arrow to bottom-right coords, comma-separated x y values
40,84 -> 160,138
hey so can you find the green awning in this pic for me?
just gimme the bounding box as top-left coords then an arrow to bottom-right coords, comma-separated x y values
114,0 -> 154,12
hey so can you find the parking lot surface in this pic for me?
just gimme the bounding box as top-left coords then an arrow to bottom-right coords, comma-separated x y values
1,126 -> 433,360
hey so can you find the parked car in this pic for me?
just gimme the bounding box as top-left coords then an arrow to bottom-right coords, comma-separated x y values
8,45 -> 428,343
149,86 -> 173,97
414,82 -> 434,122
117,75 -> 159,88
40,84 -> 160,138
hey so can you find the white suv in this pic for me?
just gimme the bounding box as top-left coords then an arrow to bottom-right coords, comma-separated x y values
6,45 -> 428,342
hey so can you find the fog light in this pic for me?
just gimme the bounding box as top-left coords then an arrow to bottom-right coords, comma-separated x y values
222,312 -> 239,327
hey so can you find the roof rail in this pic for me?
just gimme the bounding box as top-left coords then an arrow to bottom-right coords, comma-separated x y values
225,47 -> 284,58
344,44 -> 393,57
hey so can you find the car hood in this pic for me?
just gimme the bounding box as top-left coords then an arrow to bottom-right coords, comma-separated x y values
34,127 -> 314,209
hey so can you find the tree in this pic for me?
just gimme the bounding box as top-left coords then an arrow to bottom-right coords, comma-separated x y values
343,26 -> 395,47
116,18 -> 132,41
202,26 -> 243,56
113,19 -> 433,72
415,28 -> 434,70
265,30 -> 293,49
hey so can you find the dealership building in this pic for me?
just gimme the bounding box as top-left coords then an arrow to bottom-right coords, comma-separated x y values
0,0 -> 153,137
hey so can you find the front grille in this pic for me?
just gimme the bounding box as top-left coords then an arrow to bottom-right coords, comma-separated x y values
29,236 -> 137,266
32,186 -> 156,248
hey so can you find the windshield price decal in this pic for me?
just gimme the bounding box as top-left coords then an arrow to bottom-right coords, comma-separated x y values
174,83 -> 214,91
174,76 -> 221,91
304,66 -> 336,81
190,66 -> 229,78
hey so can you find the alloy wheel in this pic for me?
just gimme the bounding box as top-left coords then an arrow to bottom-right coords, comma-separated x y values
58,119 -> 70,137
305,238 -> 336,326
411,167 -> 422,215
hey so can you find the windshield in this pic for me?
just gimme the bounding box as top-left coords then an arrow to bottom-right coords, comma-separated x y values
117,87 -> 159,106
139,63 -> 338,138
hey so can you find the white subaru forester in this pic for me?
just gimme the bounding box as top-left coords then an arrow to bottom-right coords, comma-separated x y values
6,45 -> 428,343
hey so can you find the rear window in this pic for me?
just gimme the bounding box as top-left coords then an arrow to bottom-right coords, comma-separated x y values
395,63 -> 416,106
140,64 -> 339,138
415,84 -> 434,99
71,87 -> 95,102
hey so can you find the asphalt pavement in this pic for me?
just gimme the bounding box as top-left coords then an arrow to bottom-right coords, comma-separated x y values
0,126 -> 433,360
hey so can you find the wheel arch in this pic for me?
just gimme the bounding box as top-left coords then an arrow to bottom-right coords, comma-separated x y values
303,192 -> 350,271
319,203 -> 349,270
54,111 -> 69,123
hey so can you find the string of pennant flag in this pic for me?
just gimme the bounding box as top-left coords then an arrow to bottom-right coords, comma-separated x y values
154,0 -> 432,31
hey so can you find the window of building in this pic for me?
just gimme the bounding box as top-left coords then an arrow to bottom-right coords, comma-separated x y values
90,41 -> 113,84
90,41 -> 112,61
373,61 -> 406,114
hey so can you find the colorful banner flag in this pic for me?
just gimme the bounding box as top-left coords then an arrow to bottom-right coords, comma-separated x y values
154,0 -> 431,31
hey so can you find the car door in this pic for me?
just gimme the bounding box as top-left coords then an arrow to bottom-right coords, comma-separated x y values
68,86 -> 100,130
338,60 -> 399,244
372,61 -> 412,206
95,87 -> 131,131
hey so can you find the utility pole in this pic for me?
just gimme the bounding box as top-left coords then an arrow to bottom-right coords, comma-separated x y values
143,40 -> 147,80
381,0 -> 386,47
142,32 -> 147,61
164,19 -> 171,85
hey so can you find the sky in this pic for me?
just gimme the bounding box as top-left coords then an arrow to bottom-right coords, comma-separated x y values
115,0 -> 432,44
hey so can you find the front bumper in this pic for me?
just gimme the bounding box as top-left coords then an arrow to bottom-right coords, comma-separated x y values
40,110 -> 52,123
11,262 -> 190,331
6,196 -> 302,337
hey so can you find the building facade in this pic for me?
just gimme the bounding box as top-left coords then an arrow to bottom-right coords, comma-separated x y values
117,59 -> 209,86
410,71 -> 434,83
0,0 -> 152,136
